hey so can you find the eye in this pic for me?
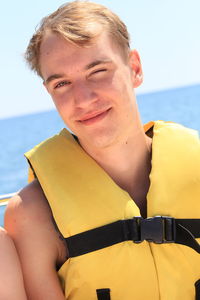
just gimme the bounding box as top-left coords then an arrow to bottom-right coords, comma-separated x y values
91,68 -> 107,76
54,80 -> 71,89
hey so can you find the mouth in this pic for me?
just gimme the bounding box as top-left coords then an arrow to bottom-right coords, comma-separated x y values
77,108 -> 111,126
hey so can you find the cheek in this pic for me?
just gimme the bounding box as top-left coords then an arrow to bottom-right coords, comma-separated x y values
112,68 -> 133,93
52,92 -> 70,109
51,94 -> 72,121
112,76 -> 133,106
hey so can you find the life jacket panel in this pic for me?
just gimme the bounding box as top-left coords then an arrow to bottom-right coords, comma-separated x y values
25,121 -> 200,300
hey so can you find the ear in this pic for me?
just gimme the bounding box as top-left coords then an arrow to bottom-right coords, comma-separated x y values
128,49 -> 143,88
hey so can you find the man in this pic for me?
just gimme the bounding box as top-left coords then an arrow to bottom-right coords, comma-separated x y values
5,1 -> 200,300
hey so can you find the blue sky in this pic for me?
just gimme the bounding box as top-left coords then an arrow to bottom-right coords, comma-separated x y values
1,0 -> 200,119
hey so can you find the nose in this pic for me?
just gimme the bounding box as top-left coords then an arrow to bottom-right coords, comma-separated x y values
72,81 -> 97,108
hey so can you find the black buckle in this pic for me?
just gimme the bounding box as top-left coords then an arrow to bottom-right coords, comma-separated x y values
133,216 -> 175,244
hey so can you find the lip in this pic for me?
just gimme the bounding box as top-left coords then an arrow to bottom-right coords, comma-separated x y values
77,108 -> 111,126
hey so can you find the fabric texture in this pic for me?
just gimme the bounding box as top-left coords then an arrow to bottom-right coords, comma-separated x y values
25,121 -> 200,300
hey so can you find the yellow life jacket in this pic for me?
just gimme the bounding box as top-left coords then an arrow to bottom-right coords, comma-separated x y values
25,121 -> 200,300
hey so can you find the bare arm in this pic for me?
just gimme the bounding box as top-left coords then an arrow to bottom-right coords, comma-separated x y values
0,228 -> 27,300
4,180 -> 67,300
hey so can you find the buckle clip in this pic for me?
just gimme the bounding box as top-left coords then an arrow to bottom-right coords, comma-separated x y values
134,216 -> 175,244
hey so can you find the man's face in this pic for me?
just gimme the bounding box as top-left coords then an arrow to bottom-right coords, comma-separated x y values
40,31 -> 142,149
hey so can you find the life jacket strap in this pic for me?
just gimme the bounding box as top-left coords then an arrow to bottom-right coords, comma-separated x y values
96,289 -> 111,300
65,216 -> 200,258
195,280 -> 200,300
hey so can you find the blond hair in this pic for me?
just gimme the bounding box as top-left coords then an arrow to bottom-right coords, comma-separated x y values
25,1 -> 130,77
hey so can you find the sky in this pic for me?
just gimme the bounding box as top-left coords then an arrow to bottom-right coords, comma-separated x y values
0,0 -> 200,119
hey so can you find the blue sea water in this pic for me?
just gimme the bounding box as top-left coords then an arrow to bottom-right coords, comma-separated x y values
0,84 -> 200,226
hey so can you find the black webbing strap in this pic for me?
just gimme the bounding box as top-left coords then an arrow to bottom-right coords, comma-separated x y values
65,216 -> 200,258
96,289 -> 111,300
195,280 -> 200,300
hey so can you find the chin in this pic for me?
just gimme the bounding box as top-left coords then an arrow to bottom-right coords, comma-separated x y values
90,137 -> 113,149
86,130 -> 120,149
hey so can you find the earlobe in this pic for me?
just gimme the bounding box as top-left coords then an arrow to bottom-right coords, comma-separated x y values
134,73 -> 143,88
129,50 -> 143,88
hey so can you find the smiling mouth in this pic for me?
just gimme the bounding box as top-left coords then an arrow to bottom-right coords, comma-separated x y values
78,108 -> 111,125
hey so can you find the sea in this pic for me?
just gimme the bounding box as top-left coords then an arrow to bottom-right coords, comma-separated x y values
0,84 -> 200,226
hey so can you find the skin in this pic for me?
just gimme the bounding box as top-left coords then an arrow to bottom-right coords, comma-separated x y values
5,181 -> 67,300
42,31 -> 152,215
5,30 -> 152,299
0,228 -> 27,299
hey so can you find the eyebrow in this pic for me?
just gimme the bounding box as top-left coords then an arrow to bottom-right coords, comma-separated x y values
45,73 -> 66,85
45,59 -> 112,85
85,59 -> 112,70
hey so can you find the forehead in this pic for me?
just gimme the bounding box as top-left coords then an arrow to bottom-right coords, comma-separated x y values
39,32 -> 124,78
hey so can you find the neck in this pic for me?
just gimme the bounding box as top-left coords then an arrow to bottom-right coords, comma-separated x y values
80,124 -> 152,218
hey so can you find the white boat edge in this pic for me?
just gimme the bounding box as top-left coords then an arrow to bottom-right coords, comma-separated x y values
0,193 -> 16,206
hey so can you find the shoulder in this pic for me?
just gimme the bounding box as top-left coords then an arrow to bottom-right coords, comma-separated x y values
5,179 -> 67,267
153,121 -> 200,151
5,179 -> 52,228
